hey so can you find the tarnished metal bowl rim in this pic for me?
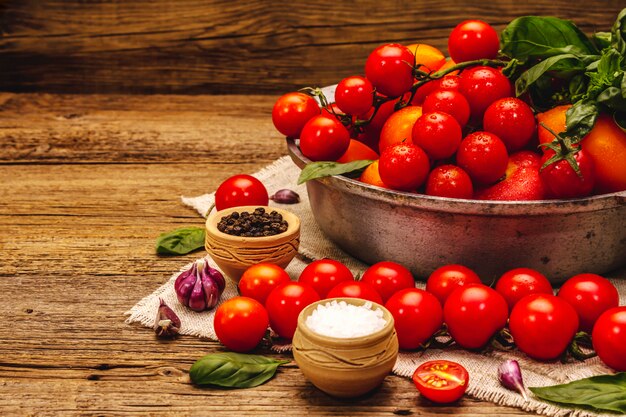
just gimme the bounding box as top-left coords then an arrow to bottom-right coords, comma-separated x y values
287,138 -> 626,216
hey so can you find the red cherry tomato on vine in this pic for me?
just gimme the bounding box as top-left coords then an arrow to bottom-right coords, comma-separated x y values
299,115 -> 351,162
214,174 -> 269,211
238,263 -> 292,305
379,143 -> 430,191
214,296 -> 269,352
509,294 -> 579,360
412,111 -> 463,160
457,131 -> 509,184
265,282 -> 320,340
540,148 -> 595,198
459,66 -> 512,119
412,360 -> 469,403
483,97 -> 536,152
557,273 -> 619,333
412,75 -> 462,106
386,288 -> 443,350
272,92 -> 320,138
426,264 -> 482,305
425,165 -> 474,199
444,284 -> 508,349
335,75 -> 374,116
298,259 -> 354,298
365,43 -> 415,97
327,281 -> 383,304
592,307 -> 626,371
448,20 -> 500,63
423,89 -> 470,127
360,261 -> 415,303
495,268 -> 553,312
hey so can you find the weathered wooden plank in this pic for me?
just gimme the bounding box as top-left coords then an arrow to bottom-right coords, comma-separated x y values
1,0 -> 623,94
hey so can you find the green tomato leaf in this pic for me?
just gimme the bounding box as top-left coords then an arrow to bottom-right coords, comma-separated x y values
501,16 -> 598,62
189,353 -> 290,388
156,227 -> 205,255
515,54 -> 586,96
297,159 -> 374,185
530,372 -> 626,414
565,100 -> 599,141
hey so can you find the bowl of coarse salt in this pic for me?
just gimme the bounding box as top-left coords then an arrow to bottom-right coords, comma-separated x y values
292,298 -> 399,398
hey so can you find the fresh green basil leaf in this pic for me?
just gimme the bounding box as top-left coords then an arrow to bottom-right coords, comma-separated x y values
585,48 -> 623,100
515,54 -> 585,96
598,85 -> 626,111
297,159 -> 374,185
565,100 -> 599,140
569,74 -> 588,102
593,31 -> 612,50
501,16 -> 598,61
156,227 -> 205,255
530,372 -> 626,414
611,7 -> 626,55
189,353 -> 290,388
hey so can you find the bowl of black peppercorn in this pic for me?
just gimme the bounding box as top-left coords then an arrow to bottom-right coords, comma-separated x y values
205,206 -> 301,283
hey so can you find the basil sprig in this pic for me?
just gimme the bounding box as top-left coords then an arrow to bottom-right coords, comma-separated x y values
530,372 -> 626,414
190,353 -> 290,388
297,159 -> 374,184
156,226 -> 205,255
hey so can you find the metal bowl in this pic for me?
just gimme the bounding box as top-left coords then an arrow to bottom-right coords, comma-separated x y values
287,138 -> 626,284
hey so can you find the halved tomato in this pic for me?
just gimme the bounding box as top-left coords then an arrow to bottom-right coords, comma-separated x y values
412,360 -> 469,403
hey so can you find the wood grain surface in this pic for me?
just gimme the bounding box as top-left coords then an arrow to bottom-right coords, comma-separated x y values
0,92 -> 541,416
1,0 -> 624,94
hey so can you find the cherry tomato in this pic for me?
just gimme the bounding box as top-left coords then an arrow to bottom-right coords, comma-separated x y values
365,44 -> 415,97
412,111 -> 463,160
299,115 -> 351,162
360,261 -> 415,303
214,174 -> 269,211
475,151 -> 547,201
423,90 -> 470,127
426,264 -> 482,305
540,147 -> 595,198
327,281 -> 383,304
406,43 -> 446,73
457,131 -> 509,184
557,273 -> 619,333
385,288 -> 443,350
238,263 -> 292,305
265,282 -> 320,339
359,160 -> 388,189
483,98 -> 536,152
592,307 -> 626,371
510,294 -> 579,360
335,75 -> 374,116
581,114 -> 626,193
448,20 -> 500,63
459,66 -> 512,119
214,296 -> 269,352
413,360 -> 469,403
272,92 -> 320,138
425,165 -> 474,199
444,284 -> 508,349
412,75 -> 462,106
378,106 -> 422,152
495,268 -> 553,311
379,143 -> 430,191
298,258 -> 354,298
337,139 -> 379,164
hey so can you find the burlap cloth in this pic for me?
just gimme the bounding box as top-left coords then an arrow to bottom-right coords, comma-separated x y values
126,156 -> 626,417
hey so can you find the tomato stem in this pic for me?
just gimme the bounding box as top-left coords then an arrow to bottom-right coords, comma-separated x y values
539,122 -> 583,178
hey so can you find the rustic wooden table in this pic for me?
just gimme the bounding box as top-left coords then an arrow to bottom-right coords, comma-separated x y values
0,92 -> 597,416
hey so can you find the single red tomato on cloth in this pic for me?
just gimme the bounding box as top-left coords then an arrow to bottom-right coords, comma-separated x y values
214,174 -> 269,211
360,261 -> 415,303
385,288 -> 443,350
412,360 -> 469,403
592,307 -> 626,371
265,282 -> 320,340
214,296 -> 269,352
298,258 -> 354,298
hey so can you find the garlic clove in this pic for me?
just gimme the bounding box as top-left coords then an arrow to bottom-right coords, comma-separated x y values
154,299 -> 181,338
188,272 -> 207,312
174,262 -> 197,305
201,274 -> 220,310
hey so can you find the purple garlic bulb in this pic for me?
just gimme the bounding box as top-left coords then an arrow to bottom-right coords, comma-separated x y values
174,259 -> 226,312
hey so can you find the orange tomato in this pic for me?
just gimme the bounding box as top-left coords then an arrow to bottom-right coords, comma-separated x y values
537,104 -> 569,147
359,160 -> 388,188
378,106 -> 422,152
406,44 -> 446,73
337,139 -> 378,163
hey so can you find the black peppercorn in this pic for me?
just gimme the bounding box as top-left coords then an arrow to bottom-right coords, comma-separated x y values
217,208 -> 289,237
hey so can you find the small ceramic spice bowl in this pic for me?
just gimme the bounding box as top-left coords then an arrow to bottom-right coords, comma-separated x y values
292,297 -> 399,398
205,205 -> 300,283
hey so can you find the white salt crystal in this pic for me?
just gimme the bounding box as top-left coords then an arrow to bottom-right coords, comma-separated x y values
305,300 -> 387,338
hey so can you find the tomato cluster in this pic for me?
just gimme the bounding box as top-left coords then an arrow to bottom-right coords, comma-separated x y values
273,20 -> 626,198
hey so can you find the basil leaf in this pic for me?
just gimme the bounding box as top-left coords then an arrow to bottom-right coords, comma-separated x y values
501,16 -> 598,61
611,7 -> 626,55
530,372 -> 626,414
565,100 -> 599,140
156,227 -> 205,255
585,48 -> 623,100
598,86 -> 626,111
593,31 -> 612,50
189,353 -> 290,388
515,54 -> 585,96
568,74 -> 588,102
297,159 -> 374,185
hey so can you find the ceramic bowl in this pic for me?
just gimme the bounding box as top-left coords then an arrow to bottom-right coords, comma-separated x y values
205,205 -> 300,282
292,297 -> 399,398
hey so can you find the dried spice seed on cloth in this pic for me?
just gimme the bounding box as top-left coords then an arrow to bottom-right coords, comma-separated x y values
126,156 -> 626,417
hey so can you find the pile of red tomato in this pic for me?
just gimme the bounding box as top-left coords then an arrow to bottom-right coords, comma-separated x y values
214,256 -> 626,374
272,20 -> 626,199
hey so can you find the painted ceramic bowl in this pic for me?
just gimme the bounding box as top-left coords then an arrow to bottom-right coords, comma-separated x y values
292,297 -> 399,398
205,205 -> 300,282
